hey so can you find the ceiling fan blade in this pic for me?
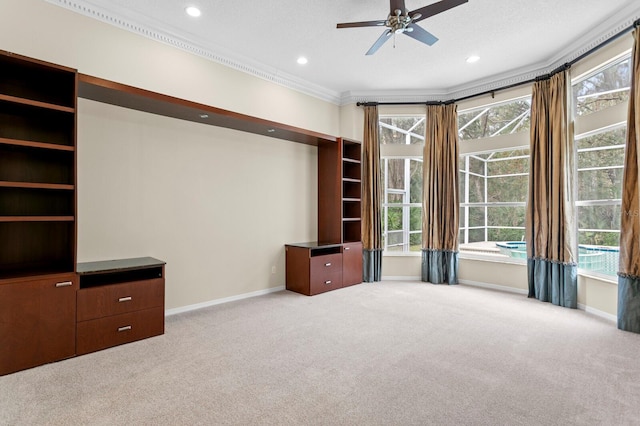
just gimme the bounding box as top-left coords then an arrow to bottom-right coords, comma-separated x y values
404,24 -> 439,46
390,0 -> 406,15
410,0 -> 468,23
366,29 -> 392,55
337,20 -> 387,29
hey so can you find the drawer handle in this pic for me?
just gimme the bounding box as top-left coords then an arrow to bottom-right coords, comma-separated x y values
118,325 -> 132,332
325,262 -> 332,267
344,247 -> 350,251
55,281 -> 73,288
325,280 -> 332,285
118,296 -> 133,302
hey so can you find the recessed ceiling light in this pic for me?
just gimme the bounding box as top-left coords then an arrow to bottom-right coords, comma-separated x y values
297,57 -> 308,65
185,6 -> 201,17
466,55 -> 480,64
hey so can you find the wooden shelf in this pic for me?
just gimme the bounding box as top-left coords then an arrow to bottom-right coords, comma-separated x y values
0,93 -> 74,113
0,269 -> 75,285
0,137 -> 75,151
0,216 -> 74,222
78,74 -> 336,147
0,181 -> 74,190
342,157 -> 361,164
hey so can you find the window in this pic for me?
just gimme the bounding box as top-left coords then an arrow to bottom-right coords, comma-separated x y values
458,96 -> 531,256
379,116 -> 424,253
573,55 -> 631,116
459,148 -> 529,246
572,54 -> 630,276
380,116 -> 425,145
458,96 -> 531,140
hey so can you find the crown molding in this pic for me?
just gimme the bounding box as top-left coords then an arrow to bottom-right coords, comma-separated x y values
44,0 -> 343,105
47,0 -> 640,107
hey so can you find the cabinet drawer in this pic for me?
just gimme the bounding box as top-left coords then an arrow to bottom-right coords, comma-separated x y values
77,278 -> 164,322
309,254 -> 343,295
76,306 -> 164,355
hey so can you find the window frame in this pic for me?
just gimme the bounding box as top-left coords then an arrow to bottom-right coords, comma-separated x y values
379,114 -> 425,255
571,51 -> 631,279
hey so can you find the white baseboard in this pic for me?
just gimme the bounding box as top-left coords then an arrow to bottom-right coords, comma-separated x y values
578,304 -> 617,323
459,279 -> 528,295
165,285 -> 286,316
382,276 -> 421,281
462,279 -> 617,323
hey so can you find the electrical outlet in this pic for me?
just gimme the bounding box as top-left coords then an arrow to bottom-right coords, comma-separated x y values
271,266 -> 276,274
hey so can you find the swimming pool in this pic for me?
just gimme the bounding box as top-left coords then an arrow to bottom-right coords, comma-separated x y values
495,241 -> 619,276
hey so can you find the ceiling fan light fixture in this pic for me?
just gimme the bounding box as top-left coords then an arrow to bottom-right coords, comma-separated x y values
185,6 -> 201,17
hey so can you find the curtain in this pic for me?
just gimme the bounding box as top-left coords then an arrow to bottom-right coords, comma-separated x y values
422,104 -> 459,284
526,70 -> 578,308
362,105 -> 382,282
618,29 -> 640,333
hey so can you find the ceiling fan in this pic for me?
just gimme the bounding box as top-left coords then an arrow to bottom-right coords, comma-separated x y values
337,0 -> 468,55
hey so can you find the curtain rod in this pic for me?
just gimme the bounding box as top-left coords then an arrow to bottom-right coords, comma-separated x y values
357,18 -> 640,107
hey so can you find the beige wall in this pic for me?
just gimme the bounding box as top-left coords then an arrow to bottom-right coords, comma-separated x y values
458,258 -> 528,293
78,99 -> 318,309
0,0 -> 339,135
0,0 -> 338,310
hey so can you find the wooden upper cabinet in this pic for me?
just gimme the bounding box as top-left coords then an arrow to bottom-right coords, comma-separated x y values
317,137 -> 362,245
341,138 -> 362,244
0,50 -> 77,281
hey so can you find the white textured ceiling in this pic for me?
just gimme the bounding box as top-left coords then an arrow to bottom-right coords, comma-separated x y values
49,0 -> 640,104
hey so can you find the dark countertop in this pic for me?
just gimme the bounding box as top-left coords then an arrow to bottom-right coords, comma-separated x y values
77,257 -> 166,275
285,241 -> 343,249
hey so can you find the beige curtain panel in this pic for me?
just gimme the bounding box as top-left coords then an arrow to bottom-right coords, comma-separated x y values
421,103 -> 459,284
618,28 -> 640,333
526,70 -> 577,308
422,103 -> 459,251
362,105 -> 382,282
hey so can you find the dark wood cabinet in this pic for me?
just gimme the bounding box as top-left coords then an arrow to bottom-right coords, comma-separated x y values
0,51 -> 78,375
0,52 -> 166,376
286,137 -> 363,296
285,244 -> 343,296
318,138 -> 362,244
342,241 -> 363,287
76,258 -> 165,355
0,274 -> 78,376
0,50 -> 77,281
341,139 -> 363,244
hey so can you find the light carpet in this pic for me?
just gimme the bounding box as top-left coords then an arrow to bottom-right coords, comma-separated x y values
1,281 -> 639,425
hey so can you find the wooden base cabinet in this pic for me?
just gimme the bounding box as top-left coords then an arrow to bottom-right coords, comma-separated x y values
0,274 -> 78,376
289,137 -> 363,296
76,257 -> 165,355
285,242 -> 362,296
342,241 -> 363,287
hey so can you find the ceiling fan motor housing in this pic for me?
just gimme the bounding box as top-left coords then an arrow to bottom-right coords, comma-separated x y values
386,9 -> 417,33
